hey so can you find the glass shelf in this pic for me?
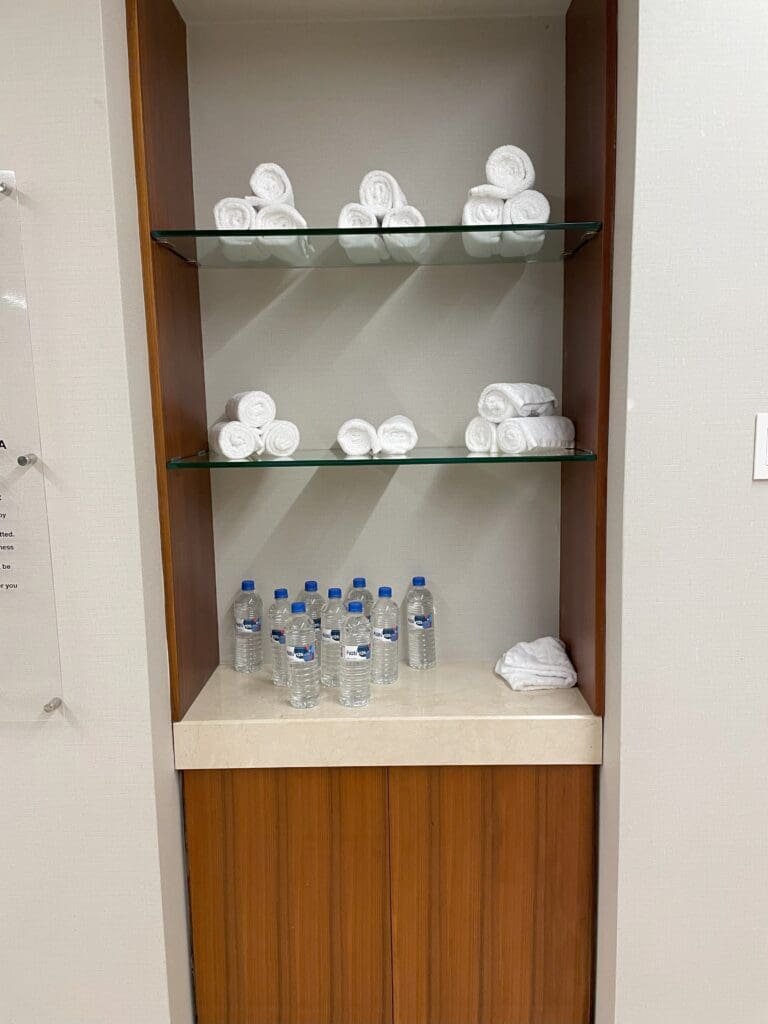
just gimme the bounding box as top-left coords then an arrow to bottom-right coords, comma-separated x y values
167,447 -> 596,469
151,222 -> 601,269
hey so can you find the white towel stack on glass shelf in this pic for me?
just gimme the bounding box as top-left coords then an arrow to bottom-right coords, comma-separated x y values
337,415 -> 419,457
495,637 -> 577,691
337,170 -> 428,265
465,383 -> 575,455
209,390 -> 300,461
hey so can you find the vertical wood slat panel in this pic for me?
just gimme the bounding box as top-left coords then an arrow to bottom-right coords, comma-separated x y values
184,768 -> 393,1024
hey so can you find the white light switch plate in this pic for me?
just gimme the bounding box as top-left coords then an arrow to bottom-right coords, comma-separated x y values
754,414 -> 768,480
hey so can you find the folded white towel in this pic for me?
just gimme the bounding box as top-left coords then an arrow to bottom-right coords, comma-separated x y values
461,194 -> 504,258
485,145 -> 536,197
465,416 -> 498,454
382,206 -> 429,263
337,418 -> 381,456
495,637 -> 577,691
478,383 -> 557,422
359,170 -> 407,223
248,162 -> 294,209
499,190 -> 550,258
496,416 -> 575,454
263,419 -> 300,457
377,415 -> 418,456
338,203 -> 389,265
254,203 -> 314,263
209,420 -> 261,461
225,391 -> 276,430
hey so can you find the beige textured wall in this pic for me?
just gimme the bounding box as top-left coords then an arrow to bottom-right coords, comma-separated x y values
187,16 -> 567,663
0,1 -> 192,1021
598,1 -> 768,1021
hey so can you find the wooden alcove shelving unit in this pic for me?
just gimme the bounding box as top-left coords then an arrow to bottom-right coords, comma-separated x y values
127,0 -> 615,1021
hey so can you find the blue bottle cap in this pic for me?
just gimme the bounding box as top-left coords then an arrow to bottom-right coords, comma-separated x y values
304,580 -> 318,592
291,601 -> 306,614
241,580 -> 255,591
328,587 -> 342,599
348,601 -> 363,613
274,588 -> 289,599
352,577 -> 366,588
378,586 -> 392,598
412,576 -> 426,587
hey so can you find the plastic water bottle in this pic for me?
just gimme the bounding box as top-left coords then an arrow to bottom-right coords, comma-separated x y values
321,587 -> 345,688
405,576 -> 436,670
345,577 -> 374,618
299,580 -> 326,663
286,601 -> 320,709
340,601 -> 372,707
372,586 -> 399,685
234,580 -> 263,672
268,587 -> 291,686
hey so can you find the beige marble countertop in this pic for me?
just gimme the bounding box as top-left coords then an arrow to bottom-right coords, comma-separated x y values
173,662 -> 602,769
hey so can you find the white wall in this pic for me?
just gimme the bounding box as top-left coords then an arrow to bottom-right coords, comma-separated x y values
0,1 -> 192,1021
598,1 -> 768,1021
187,16 -> 567,663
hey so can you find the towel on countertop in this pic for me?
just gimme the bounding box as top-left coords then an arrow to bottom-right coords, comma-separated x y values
209,420 -> 261,461
485,145 -> 536,197
337,418 -> 381,456
225,391 -> 276,430
382,205 -> 429,262
499,190 -> 550,258
263,420 -> 300,457
461,193 -> 504,258
495,637 -> 577,691
465,416 -> 498,454
359,170 -> 407,223
377,415 -> 418,456
254,203 -> 314,263
338,203 -> 389,264
496,416 -> 575,455
478,383 -> 557,422
248,163 -> 294,209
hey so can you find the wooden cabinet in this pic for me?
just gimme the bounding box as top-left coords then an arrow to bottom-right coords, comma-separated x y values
184,766 -> 595,1024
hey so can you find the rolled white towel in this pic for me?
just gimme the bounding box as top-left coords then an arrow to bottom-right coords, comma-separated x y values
337,418 -> 381,456
338,203 -> 389,265
499,190 -> 550,258
461,194 -> 504,258
496,416 -> 575,455
225,390 -> 276,430
382,206 -> 429,263
485,145 -> 536,196
465,416 -> 498,454
254,203 -> 314,263
495,637 -> 577,691
263,419 -> 300,458
359,170 -> 407,223
377,415 -> 418,456
209,420 -> 260,460
248,162 -> 294,209
478,383 -> 557,422
214,197 -> 269,262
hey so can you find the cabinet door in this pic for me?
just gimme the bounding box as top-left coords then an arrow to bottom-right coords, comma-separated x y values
389,766 -> 595,1024
184,767 -> 392,1024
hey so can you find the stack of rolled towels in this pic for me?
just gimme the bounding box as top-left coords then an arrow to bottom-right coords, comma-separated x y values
214,163 -> 313,264
462,145 -> 551,259
465,383 -> 575,455
209,391 -> 301,460
338,171 -> 428,265
337,415 -> 418,457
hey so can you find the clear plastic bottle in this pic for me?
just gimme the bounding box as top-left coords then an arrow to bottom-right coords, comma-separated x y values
372,586 -> 399,685
321,587 -> 345,688
340,601 -> 373,707
345,577 -> 374,618
299,580 -> 326,664
405,576 -> 436,670
234,580 -> 263,673
268,587 -> 291,686
286,601 -> 320,709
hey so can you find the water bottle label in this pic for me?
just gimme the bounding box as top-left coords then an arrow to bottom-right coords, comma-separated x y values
343,644 -> 371,661
287,643 -> 316,664
408,613 -> 433,630
236,617 -> 262,634
271,628 -> 286,646
322,628 -> 341,643
373,626 -> 399,643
